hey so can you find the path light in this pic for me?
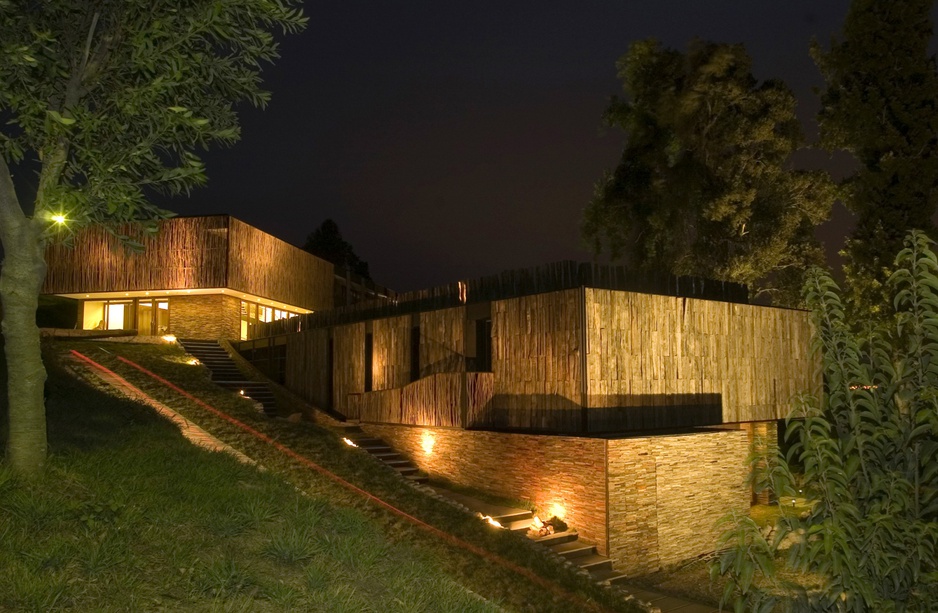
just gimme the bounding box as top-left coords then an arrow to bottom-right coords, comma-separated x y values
161,334 -> 176,343
343,437 -> 358,448
479,514 -> 503,529
186,358 -> 200,366
51,213 -> 66,224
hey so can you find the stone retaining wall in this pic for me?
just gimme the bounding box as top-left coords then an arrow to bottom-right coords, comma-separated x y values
361,424 -> 609,550
362,423 -> 753,576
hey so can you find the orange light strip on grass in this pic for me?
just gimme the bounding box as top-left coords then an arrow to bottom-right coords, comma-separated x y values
69,350 -> 609,613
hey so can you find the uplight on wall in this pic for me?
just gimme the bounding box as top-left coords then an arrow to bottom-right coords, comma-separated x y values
548,502 -> 567,521
421,431 -> 435,455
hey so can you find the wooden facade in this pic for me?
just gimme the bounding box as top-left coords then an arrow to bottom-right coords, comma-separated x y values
226,217 -> 333,312
42,215 -> 335,340
585,289 -> 815,426
44,215 -> 334,309
44,216 -> 229,294
273,285 -> 817,433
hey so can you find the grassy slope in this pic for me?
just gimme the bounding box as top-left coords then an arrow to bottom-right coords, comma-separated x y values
0,340 -> 639,612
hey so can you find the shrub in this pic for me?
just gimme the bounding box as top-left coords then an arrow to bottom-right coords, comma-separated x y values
713,231 -> 938,612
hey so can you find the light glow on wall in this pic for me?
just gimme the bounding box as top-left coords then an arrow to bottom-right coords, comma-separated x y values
421,431 -> 435,455
548,502 -> 566,521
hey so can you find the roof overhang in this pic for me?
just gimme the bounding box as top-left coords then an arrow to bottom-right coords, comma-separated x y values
52,287 -> 314,315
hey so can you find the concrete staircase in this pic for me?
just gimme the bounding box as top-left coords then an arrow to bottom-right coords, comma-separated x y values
342,427 -> 428,484
178,339 -> 278,417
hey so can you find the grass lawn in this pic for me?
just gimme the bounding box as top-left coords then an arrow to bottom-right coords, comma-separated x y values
0,339 -> 639,612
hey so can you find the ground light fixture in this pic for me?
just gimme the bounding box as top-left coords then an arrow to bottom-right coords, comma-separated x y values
51,213 -> 66,224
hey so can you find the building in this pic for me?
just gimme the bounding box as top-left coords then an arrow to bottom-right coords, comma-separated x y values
42,215 -> 334,340
44,220 -> 818,574
237,262 -> 817,574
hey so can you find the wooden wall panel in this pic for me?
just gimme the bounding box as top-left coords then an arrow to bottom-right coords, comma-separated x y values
225,217 -> 334,311
585,289 -> 818,424
285,327 -> 331,409
372,315 -> 412,390
43,216 -> 228,294
333,322 -> 365,417
419,307 -> 466,376
489,289 -> 582,431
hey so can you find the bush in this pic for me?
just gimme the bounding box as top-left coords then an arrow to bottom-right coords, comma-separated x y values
713,231 -> 938,612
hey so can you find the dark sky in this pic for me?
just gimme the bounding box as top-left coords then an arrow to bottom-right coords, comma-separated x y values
165,1 -> 860,292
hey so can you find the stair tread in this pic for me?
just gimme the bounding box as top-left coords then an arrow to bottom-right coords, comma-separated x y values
549,541 -> 595,556
532,529 -> 578,545
588,567 -> 629,583
572,554 -> 612,569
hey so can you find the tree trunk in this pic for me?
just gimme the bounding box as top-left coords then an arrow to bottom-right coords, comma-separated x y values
0,152 -> 49,478
0,220 -> 47,477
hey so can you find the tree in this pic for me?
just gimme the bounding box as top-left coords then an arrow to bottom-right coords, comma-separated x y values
0,1 -> 305,476
713,231 -> 938,612
813,0 -> 938,316
303,218 -> 371,279
582,39 -> 835,304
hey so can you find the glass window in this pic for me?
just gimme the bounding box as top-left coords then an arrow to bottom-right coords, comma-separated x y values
83,301 -> 105,330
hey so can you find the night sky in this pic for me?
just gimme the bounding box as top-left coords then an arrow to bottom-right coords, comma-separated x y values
162,1 -> 863,292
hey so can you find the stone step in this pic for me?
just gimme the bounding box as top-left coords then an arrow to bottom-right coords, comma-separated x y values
491,509 -> 534,524
549,540 -> 595,559
349,437 -> 384,446
532,529 -> 579,546
394,465 -> 419,476
406,473 -> 429,484
588,567 -> 630,586
504,518 -> 536,533
369,451 -> 401,460
360,444 -> 392,454
571,554 -> 612,573
382,458 -> 412,468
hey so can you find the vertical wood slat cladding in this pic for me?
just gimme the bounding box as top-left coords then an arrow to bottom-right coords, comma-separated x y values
226,218 -> 333,311
489,289 -> 582,431
332,323 -> 365,417
585,289 -> 817,425
372,315 -> 412,390
419,307 -> 466,376
465,372 -> 495,427
285,327 -> 331,409
43,216 -> 229,294
357,372 -> 494,427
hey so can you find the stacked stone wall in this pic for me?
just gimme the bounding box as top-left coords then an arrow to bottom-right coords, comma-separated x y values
361,424 -> 609,551
170,294 -> 241,340
607,429 -> 749,574
363,423 -> 752,576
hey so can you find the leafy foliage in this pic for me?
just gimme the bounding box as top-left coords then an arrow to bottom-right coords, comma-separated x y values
0,0 -> 304,475
0,0 -> 306,227
303,218 -> 371,279
813,0 -> 938,316
714,231 -> 938,611
582,39 -> 835,305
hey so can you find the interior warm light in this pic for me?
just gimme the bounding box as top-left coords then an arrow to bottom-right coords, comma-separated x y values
479,514 -> 503,529
343,437 -> 358,447
548,503 -> 566,520
161,334 -> 176,343
421,431 -> 435,455
51,213 -> 66,224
